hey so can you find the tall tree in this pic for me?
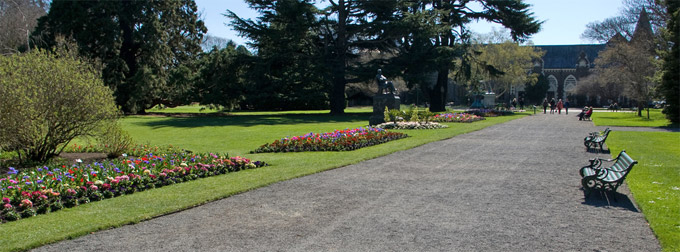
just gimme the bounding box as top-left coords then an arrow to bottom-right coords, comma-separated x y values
319,0 -> 404,115
393,0 -> 542,112
659,0 -> 679,123
228,0 -> 329,110
194,41 -> 251,110
33,0 -> 206,113
581,0 -> 667,43
462,29 -> 544,99
592,38 -> 658,117
0,0 -> 48,55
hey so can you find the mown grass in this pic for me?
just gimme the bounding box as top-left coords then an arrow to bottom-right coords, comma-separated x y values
592,109 -> 676,127
607,131 -> 680,251
0,110 -> 528,252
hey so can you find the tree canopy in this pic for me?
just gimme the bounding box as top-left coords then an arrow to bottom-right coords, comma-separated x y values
390,0 -> 542,111
659,0 -> 679,123
32,0 -> 206,114
227,0 -> 329,110
460,29 -> 544,98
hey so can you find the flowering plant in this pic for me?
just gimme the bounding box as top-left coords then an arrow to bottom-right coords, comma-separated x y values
375,121 -> 448,130
252,127 -> 407,153
431,113 -> 485,123
0,152 -> 265,223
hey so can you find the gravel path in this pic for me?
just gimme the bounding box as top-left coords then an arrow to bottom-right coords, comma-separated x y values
34,113 -> 660,251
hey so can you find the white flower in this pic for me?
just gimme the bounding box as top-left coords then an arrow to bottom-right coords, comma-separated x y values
75,159 -> 83,163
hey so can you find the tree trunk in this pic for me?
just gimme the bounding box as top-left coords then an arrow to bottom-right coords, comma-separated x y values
329,67 -> 346,115
329,0 -> 348,115
637,101 -> 643,117
118,1 -> 139,114
429,66 -> 449,112
647,106 -> 650,119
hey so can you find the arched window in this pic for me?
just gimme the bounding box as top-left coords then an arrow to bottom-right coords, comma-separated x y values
548,75 -> 558,91
564,75 -> 577,92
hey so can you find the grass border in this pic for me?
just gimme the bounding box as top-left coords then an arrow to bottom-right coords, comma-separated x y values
0,113 -> 527,251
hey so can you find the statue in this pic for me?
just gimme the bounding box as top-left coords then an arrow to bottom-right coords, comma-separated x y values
376,69 -> 396,95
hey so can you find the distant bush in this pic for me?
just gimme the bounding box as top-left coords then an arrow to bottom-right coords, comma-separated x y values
0,49 -> 119,163
95,122 -> 134,158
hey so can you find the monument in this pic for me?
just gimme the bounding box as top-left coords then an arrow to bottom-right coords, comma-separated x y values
369,69 -> 400,125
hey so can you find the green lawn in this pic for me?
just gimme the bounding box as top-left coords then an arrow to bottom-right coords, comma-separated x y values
592,109 -> 676,127
147,104 -> 376,114
607,131 -> 680,251
0,110 -> 528,252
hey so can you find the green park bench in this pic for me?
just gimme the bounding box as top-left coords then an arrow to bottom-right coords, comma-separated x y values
579,150 -> 637,199
584,128 -> 611,152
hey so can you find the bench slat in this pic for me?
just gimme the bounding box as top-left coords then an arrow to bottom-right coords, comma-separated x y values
581,150 -> 637,194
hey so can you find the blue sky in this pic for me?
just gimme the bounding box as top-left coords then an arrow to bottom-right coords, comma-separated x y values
195,0 -> 625,46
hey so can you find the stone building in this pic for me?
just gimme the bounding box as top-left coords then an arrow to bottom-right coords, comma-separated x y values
523,44 -> 605,106
513,8 -> 653,108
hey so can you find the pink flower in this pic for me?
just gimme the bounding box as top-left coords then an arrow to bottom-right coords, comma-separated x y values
3,203 -> 12,209
2,197 -> 9,204
20,199 -> 33,208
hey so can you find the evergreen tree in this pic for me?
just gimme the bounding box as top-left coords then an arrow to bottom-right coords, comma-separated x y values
320,0 -> 404,114
32,0 -> 206,113
228,0 -> 329,110
659,0 -> 679,123
524,74 -> 549,105
392,0 -> 542,112
194,42 -> 251,110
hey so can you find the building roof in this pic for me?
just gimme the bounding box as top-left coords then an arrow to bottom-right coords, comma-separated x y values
534,44 -> 606,69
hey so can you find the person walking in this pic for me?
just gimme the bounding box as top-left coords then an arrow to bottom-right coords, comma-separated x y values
556,99 -> 564,114
542,98 -> 548,114
549,98 -> 556,114
511,98 -> 517,110
564,99 -> 570,115
519,97 -> 525,110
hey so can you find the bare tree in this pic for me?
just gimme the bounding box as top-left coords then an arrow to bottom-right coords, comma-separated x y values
575,75 -> 625,106
201,34 -> 232,52
581,0 -> 667,43
0,0 -> 48,55
592,40 -> 658,117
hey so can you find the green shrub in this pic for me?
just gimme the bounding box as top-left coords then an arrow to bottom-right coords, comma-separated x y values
96,122 -> 134,158
0,49 -> 119,163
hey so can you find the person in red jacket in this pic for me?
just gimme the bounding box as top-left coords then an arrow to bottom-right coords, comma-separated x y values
556,99 -> 564,114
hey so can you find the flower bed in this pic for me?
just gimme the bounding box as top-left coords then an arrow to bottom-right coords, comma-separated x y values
431,113 -> 485,123
0,153 -> 266,223
465,109 -> 514,117
252,127 -> 408,153
375,121 -> 448,129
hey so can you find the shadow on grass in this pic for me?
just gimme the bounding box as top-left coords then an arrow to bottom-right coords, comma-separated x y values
581,190 -> 639,212
130,112 -> 373,129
